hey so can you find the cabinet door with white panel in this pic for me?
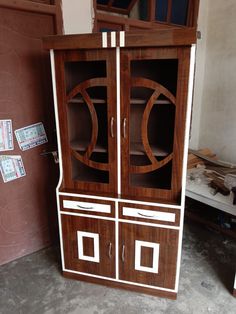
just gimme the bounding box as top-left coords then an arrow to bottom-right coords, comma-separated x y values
119,222 -> 178,289
61,214 -> 116,278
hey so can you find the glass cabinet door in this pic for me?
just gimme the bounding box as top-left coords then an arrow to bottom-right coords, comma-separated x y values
120,47 -> 190,203
55,49 -> 117,195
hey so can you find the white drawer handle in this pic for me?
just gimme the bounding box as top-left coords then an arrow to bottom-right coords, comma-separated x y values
138,212 -> 154,218
77,204 -> 94,210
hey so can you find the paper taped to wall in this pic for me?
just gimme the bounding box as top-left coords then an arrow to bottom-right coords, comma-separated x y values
0,155 -> 26,183
15,122 -> 48,151
0,120 -> 14,151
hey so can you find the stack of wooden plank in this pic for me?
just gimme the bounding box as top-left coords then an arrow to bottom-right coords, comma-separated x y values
188,148 -> 236,201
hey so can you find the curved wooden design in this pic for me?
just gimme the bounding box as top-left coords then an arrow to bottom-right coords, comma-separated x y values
67,78 -> 107,101
130,153 -> 173,174
71,149 -> 109,171
67,77 -> 109,171
130,77 -> 176,174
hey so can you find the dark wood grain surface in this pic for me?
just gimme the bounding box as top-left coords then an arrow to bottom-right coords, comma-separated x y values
61,215 -> 116,278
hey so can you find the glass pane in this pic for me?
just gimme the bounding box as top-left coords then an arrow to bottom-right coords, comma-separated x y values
155,0 -> 168,22
71,156 -> 109,183
131,59 -> 178,96
130,161 -> 172,189
66,60 -> 109,185
171,0 -> 189,25
129,58 -> 177,190
65,60 -> 106,94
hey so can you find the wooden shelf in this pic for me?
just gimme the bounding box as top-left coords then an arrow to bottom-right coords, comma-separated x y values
71,140 -> 169,157
69,98 -> 106,104
130,142 -> 169,157
71,141 -> 107,153
68,98 -> 172,105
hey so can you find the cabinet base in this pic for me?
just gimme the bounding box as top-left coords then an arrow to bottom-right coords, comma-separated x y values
63,271 -> 177,300
233,289 -> 236,297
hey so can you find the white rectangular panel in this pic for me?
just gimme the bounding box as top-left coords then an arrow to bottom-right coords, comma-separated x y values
111,31 -> 116,47
123,207 -> 175,222
63,200 -> 111,213
119,31 -> 125,47
77,231 -> 100,263
102,32 -> 107,48
135,240 -> 160,273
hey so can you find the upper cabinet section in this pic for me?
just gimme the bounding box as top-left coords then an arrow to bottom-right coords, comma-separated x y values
44,30 -> 196,203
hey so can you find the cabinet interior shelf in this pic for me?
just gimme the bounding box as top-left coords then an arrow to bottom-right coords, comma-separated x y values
70,141 -> 169,157
68,98 -> 172,105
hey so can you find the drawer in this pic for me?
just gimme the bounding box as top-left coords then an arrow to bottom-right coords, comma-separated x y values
119,202 -> 180,226
60,195 -> 115,218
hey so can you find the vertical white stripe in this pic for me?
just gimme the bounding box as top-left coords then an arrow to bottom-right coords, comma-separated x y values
175,45 -> 196,292
50,50 -> 65,270
102,32 -> 107,48
116,47 -> 121,195
119,31 -> 125,47
234,273 -> 236,289
111,31 -> 116,47
115,201 -> 119,280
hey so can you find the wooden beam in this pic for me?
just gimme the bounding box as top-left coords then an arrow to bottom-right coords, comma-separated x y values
96,12 -> 185,31
54,0 -> 63,34
0,0 -> 57,15
167,0 -> 172,23
148,0 -> 156,22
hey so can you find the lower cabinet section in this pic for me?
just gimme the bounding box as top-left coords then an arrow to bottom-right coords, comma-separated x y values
61,214 -> 116,278
119,223 -> 178,289
61,211 -> 179,294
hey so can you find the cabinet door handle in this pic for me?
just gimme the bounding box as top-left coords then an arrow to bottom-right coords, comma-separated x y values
122,244 -> 125,262
108,242 -> 112,259
122,118 -> 127,138
138,212 -> 154,218
77,204 -> 94,210
110,117 -> 115,138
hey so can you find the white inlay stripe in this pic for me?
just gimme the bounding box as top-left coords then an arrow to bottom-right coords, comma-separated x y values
123,207 -> 176,222
111,31 -> 116,47
135,240 -> 160,273
120,31 -> 125,47
77,231 -> 100,263
102,32 -> 108,48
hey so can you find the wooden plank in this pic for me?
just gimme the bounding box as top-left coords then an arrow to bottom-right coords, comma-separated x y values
0,0 -> 57,14
189,149 -> 236,168
43,28 -> 196,50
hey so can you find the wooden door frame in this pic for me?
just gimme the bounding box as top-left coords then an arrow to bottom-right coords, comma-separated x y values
0,0 -> 63,34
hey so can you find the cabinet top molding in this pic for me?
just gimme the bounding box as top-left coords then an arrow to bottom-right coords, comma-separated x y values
43,28 -> 197,50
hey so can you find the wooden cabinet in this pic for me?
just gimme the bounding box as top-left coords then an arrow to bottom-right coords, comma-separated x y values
44,29 -> 196,299
119,223 -> 178,289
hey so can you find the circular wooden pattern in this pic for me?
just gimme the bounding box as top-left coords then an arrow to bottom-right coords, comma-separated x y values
67,78 -> 109,171
130,77 -> 176,174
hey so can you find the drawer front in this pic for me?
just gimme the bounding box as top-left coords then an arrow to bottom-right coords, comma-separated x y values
60,195 -> 115,218
119,202 -> 180,226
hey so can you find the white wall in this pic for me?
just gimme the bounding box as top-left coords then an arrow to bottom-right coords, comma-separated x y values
196,0 -> 236,163
61,0 -> 94,34
189,0 -> 209,149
